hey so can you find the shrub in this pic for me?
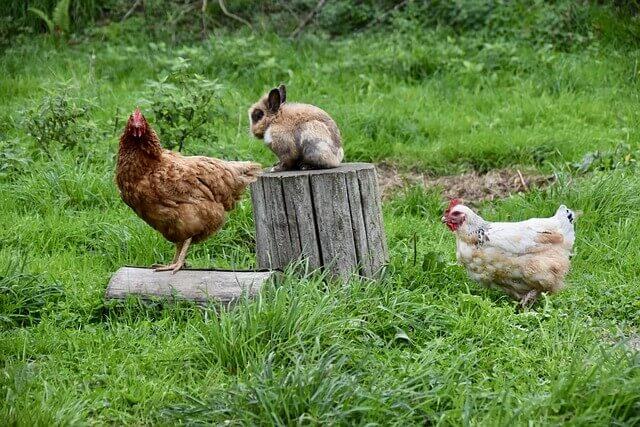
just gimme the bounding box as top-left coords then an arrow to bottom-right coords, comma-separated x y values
2,1 -> 638,51
145,63 -> 223,152
23,93 -> 97,158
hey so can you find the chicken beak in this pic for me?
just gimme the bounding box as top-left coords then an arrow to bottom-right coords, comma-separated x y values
441,216 -> 446,224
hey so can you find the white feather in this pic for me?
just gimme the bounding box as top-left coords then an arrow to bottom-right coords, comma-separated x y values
484,208 -> 575,255
450,204 -> 576,299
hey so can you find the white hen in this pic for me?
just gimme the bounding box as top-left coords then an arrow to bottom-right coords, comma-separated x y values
442,199 -> 576,306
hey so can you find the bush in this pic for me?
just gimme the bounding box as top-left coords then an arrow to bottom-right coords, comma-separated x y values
1,1 -> 637,50
23,92 -> 98,158
145,62 -> 223,152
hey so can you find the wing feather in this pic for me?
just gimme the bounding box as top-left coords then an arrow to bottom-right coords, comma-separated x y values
145,152 -> 259,210
484,217 -> 567,256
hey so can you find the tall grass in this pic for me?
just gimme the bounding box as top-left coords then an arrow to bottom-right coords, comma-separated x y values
0,8 -> 639,425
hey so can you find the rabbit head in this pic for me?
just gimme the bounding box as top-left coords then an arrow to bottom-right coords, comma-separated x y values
248,84 -> 286,139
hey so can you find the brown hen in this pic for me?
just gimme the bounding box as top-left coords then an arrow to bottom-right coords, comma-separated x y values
116,108 -> 262,273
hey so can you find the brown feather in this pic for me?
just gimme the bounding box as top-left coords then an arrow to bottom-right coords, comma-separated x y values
116,112 -> 261,245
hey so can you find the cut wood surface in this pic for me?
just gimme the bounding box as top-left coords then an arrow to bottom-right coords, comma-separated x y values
250,163 -> 388,279
105,267 -> 277,304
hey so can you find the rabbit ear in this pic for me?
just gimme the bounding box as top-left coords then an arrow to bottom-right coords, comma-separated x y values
278,84 -> 286,103
267,87 -> 281,113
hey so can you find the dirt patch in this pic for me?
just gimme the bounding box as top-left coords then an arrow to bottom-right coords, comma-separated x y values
376,163 -> 554,202
602,331 -> 640,352
627,334 -> 640,352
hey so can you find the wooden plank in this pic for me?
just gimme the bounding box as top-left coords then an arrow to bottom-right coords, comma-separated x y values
105,267 -> 277,305
345,170 -> 371,277
250,180 -> 273,269
281,175 -> 321,270
357,168 -> 389,275
310,171 -> 357,279
262,176 -> 292,270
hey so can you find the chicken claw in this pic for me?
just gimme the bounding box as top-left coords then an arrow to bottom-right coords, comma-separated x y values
154,262 -> 185,274
152,262 -> 188,269
152,238 -> 191,275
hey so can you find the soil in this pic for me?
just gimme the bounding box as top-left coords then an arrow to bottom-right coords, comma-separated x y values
376,162 -> 555,202
628,334 -> 640,352
602,331 -> 640,352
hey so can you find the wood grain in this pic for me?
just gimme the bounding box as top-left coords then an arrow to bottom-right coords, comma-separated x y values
251,163 -> 388,279
105,267 -> 277,305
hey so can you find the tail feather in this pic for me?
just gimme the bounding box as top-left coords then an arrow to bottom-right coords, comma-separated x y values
224,161 -> 263,184
555,204 -> 576,224
221,161 -> 263,210
554,204 -> 576,245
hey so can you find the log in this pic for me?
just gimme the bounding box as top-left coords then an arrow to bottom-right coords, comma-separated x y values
105,267 -> 278,305
250,163 -> 388,279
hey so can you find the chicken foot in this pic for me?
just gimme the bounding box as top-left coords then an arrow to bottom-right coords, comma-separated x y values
152,241 -> 182,269
153,238 -> 192,274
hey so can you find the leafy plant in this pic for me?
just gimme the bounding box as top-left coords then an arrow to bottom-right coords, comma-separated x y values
24,93 -> 97,158
572,143 -> 639,174
0,137 -> 31,180
145,63 -> 223,152
28,0 -> 71,35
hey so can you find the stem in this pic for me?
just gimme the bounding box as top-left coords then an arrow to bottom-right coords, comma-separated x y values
291,0 -> 327,40
412,232 -> 417,266
218,0 -> 252,31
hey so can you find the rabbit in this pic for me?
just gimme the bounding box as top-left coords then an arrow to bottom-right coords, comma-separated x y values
248,84 -> 344,172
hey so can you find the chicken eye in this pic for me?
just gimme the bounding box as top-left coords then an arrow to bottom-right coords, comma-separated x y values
251,109 -> 264,122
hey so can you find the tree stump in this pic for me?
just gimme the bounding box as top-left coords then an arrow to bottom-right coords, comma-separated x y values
250,163 -> 388,279
105,267 -> 278,305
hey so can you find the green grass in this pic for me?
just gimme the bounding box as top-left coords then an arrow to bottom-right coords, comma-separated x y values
1,24 -> 639,425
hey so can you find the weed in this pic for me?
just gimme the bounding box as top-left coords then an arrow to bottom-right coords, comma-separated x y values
0,137 -> 31,180
28,0 -> 71,36
572,143 -> 639,174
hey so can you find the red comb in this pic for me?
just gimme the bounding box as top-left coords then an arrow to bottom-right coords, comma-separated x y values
133,107 -> 143,121
445,198 -> 462,213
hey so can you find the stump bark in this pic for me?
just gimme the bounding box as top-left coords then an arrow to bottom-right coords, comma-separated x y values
250,163 -> 388,279
105,267 -> 278,305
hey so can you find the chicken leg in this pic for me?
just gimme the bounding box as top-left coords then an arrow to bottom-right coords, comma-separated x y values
152,241 -> 182,269
153,238 -> 192,274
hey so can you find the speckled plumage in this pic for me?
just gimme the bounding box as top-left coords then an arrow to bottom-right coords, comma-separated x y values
443,201 -> 576,306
